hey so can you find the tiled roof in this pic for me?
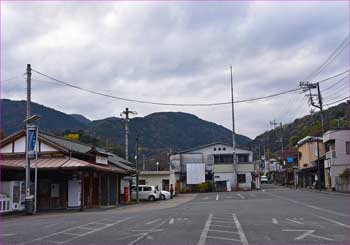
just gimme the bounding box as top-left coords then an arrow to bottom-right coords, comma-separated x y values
0,157 -> 127,173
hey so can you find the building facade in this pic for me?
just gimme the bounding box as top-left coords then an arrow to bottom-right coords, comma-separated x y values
170,142 -> 254,192
323,130 -> 350,191
0,130 -> 135,212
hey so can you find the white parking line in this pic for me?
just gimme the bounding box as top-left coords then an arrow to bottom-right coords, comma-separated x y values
312,214 -> 350,228
20,217 -> 132,244
237,193 -> 245,199
209,229 -> 239,234
265,192 -> 350,217
216,194 -> 219,201
146,218 -> 162,225
232,213 -> 249,245
207,236 -> 241,241
129,220 -> 168,245
169,218 -> 174,224
286,218 -> 303,224
211,220 -> 234,224
197,214 -> 213,245
272,218 -> 278,224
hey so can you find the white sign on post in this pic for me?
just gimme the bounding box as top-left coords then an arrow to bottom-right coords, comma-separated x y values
186,163 -> 205,184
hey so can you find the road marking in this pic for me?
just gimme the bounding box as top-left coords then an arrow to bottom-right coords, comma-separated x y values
206,236 -> 241,241
282,229 -> 333,241
272,218 -> 278,224
286,218 -> 303,224
312,214 -> 350,228
210,224 -> 234,228
237,193 -> 245,199
208,229 -> 239,234
212,217 -> 234,221
197,213 -> 213,245
216,194 -> 219,200
20,217 -> 132,244
129,220 -> 168,245
146,218 -> 162,225
211,220 -> 234,224
232,213 -> 248,245
169,218 -> 174,224
265,192 -> 350,217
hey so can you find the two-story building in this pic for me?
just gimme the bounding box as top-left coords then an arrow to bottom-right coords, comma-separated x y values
323,130 -> 350,191
296,136 -> 325,188
170,142 -> 254,192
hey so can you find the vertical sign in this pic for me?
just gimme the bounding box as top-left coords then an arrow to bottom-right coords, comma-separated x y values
28,126 -> 38,159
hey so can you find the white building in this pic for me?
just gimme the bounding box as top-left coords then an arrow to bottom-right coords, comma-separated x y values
137,170 -> 176,192
323,130 -> 350,190
170,142 -> 254,191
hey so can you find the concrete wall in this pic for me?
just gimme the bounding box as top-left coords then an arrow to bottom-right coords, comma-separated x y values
139,171 -> 176,191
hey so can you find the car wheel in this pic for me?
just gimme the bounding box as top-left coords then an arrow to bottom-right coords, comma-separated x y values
160,194 -> 165,200
149,195 -> 155,201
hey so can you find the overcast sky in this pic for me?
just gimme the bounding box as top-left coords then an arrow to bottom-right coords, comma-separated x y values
1,1 -> 349,139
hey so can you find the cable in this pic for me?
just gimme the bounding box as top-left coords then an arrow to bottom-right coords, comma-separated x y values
306,35 -> 350,81
324,96 -> 350,107
31,68 -> 302,107
0,75 -> 21,83
317,69 -> 350,83
321,75 -> 349,92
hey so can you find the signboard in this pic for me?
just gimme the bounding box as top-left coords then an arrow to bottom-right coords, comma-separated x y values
186,163 -> 205,184
64,134 -> 80,141
27,126 -> 38,159
287,157 -> 294,163
260,160 -> 265,170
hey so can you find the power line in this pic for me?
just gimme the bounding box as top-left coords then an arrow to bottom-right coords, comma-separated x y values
318,69 -> 350,83
324,96 -> 350,107
0,75 -> 21,83
321,75 -> 349,92
31,68 -> 302,107
306,34 -> 350,81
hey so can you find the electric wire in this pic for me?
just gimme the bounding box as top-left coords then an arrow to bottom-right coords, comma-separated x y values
324,96 -> 350,107
31,68 -> 302,107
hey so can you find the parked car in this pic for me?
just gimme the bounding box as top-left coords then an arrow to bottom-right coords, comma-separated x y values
131,185 -> 160,201
160,190 -> 171,200
261,175 -> 268,184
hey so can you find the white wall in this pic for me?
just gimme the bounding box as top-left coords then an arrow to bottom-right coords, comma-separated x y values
40,142 -> 58,152
0,143 -> 12,153
13,137 -> 26,153
0,135 -> 59,154
139,171 -> 176,191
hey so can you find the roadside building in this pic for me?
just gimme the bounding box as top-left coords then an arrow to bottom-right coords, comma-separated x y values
0,130 -> 135,212
169,142 -> 254,192
296,136 -> 325,188
323,130 -> 350,191
137,170 -> 176,192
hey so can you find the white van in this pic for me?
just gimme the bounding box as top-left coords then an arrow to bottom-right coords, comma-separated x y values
131,185 -> 160,201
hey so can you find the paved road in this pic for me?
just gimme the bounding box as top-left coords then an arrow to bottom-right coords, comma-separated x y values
2,184 -> 350,244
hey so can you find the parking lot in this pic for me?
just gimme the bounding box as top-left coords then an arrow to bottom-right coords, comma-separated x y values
1,185 -> 350,244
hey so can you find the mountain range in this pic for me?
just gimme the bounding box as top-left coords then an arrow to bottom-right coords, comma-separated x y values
1,99 -> 251,157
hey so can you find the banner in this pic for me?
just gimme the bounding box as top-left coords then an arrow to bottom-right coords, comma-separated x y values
27,126 -> 38,159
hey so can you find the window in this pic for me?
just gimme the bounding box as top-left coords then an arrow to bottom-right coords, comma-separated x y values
223,147 -> 226,151
218,148 -> 221,151
214,148 -> 217,151
237,154 -> 249,163
346,142 -> 350,155
238,174 -> 246,183
143,186 -> 152,191
214,154 -> 233,164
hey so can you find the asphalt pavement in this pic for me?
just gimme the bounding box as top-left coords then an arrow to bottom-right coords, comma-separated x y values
1,184 -> 350,244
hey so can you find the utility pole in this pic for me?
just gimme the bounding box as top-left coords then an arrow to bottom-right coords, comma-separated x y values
270,120 -> 284,162
135,135 -> 139,203
25,64 -> 32,214
300,81 -> 324,191
120,108 -> 137,161
230,66 -> 238,191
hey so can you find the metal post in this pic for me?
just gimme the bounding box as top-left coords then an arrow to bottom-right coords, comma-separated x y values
317,138 -> 321,191
230,66 -> 238,191
34,167 -> 37,214
135,136 -> 139,203
125,108 -> 129,161
25,64 -> 32,214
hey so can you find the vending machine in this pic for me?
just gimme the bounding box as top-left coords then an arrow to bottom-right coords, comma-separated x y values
1,181 -> 25,211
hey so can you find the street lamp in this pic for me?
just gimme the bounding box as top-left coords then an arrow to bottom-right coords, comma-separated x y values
156,161 -> 159,172
24,114 -> 40,214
